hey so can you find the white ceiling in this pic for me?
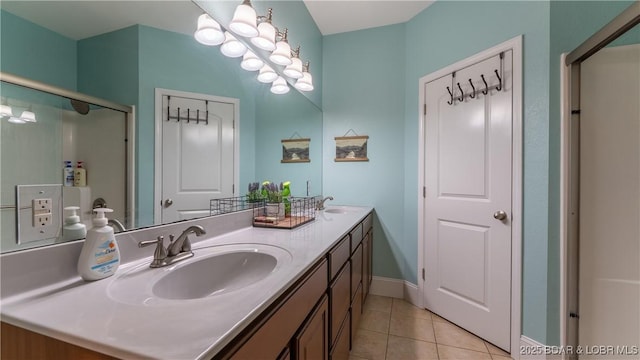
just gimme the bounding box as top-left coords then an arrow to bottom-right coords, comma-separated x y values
303,0 -> 434,35
1,1 -> 434,40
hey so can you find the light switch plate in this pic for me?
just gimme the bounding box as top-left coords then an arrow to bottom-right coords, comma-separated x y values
16,185 -> 62,245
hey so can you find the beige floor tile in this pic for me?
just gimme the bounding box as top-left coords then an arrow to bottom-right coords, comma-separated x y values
491,355 -> 513,360
386,335 -> 439,360
429,311 -> 450,323
359,309 -> 391,334
391,298 -> 432,320
433,321 -> 488,352
349,356 -> 369,360
438,344 -> 493,359
389,314 -> 436,343
363,294 -> 393,313
350,329 -> 388,360
485,342 -> 511,357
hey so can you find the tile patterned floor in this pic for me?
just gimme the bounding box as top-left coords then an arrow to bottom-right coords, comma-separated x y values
350,295 -> 513,360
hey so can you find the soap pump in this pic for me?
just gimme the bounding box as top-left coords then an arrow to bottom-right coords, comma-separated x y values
63,206 -> 86,241
77,208 -> 120,281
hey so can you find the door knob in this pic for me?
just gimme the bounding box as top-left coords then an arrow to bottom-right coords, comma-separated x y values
164,199 -> 173,207
493,210 -> 507,221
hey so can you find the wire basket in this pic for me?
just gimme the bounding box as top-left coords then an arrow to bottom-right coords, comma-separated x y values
252,196 -> 316,229
210,196 -> 264,216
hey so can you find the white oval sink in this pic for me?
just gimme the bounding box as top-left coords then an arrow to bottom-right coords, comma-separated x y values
152,251 -> 277,300
108,243 -> 292,306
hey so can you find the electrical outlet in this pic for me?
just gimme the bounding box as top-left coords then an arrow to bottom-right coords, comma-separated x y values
17,185 -> 62,244
33,198 -> 52,212
33,213 -> 53,227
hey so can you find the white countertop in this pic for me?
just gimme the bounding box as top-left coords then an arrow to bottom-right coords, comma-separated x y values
0,206 -> 372,360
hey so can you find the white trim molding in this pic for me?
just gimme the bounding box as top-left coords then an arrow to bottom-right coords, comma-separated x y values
519,335 -> 551,360
417,35 -> 523,357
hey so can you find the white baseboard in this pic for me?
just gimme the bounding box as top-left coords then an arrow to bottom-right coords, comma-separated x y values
369,276 -> 421,306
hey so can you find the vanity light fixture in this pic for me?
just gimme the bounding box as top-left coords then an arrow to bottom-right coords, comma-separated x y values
241,50 -> 264,71
229,0 -> 259,38
251,8 -> 276,51
283,46 -> 303,79
257,64 -> 278,83
0,104 -> 12,117
220,31 -> 247,58
270,76 -> 290,95
294,62 -> 314,92
194,14 -> 225,46
7,116 -> 26,124
270,28 -> 292,66
20,110 -> 37,123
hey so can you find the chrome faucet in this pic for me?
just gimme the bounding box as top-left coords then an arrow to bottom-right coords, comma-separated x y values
107,219 -> 126,233
138,225 -> 206,268
316,196 -> 334,210
167,225 -> 206,257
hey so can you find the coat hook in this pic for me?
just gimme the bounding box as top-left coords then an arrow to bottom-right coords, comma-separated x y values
468,79 -> 476,99
494,69 -> 502,91
481,75 -> 489,95
457,82 -> 464,102
446,86 -> 454,105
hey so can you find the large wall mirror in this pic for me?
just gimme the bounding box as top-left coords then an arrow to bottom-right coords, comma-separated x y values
0,0 -> 323,253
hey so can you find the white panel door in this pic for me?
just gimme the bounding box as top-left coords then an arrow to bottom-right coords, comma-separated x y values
161,95 -> 235,223
579,44 -> 640,354
424,52 -> 513,350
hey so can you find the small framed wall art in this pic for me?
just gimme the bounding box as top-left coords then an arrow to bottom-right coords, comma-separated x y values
335,135 -> 369,162
281,138 -> 311,163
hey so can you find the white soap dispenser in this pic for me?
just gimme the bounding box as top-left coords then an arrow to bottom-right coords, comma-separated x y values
77,208 -> 120,281
63,206 -> 86,241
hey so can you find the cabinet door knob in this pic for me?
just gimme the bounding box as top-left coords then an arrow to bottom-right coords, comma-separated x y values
493,210 -> 507,221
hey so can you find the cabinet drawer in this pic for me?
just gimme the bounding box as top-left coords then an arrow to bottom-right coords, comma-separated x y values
363,213 -> 373,234
330,312 -> 350,360
231,259 -> 328,360
351,243 -> 362,301
350,223 -> 363,252
351,283 -> 363,342
328,235 -> 350,280
330,261 -> 351,347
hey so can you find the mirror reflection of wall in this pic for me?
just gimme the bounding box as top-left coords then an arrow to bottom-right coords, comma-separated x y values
0,80 -> 129,253
0,1 -> 323,253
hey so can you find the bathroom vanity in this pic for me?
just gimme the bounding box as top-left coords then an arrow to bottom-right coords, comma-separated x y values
0,206 -> 373,360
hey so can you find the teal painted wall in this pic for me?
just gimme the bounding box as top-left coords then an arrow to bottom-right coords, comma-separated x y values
0,10 -> 77,90
547,0 -> 636,345
323,23 -> 407,280
254,88 -> 323,196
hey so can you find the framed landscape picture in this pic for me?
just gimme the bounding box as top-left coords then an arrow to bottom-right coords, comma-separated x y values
281,138 -> 311,163
335,135 -> 369,162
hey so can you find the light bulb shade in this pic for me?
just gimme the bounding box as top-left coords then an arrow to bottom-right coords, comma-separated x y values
220,32 -> 247,58
283,57 -> 303,79
229,3 -> 259,37
270,41 -> 292,65
7,117 -> 26,124
251,22 -> 276,51
20,110 -> 36,122
0,104 -> 12,117
194,14 -> 225,46
240,50 -> 264,71
257,64 -> 278,83
270,76 -> 290,95
294,72 -> 314,92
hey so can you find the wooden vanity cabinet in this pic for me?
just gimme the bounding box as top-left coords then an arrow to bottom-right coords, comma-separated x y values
294,294 -> 329,360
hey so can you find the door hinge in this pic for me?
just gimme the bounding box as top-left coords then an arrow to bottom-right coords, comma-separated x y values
569,312 -> 579,319
423,104 -> 427,115
422,268 -> 425,280
423,186 -> 426,198
232,184 -> 235,194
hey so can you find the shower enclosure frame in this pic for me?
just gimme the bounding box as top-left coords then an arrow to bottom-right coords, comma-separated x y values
0,71 -> 136,229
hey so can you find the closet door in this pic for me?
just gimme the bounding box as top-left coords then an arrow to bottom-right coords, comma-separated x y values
423,52 -> 513,351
